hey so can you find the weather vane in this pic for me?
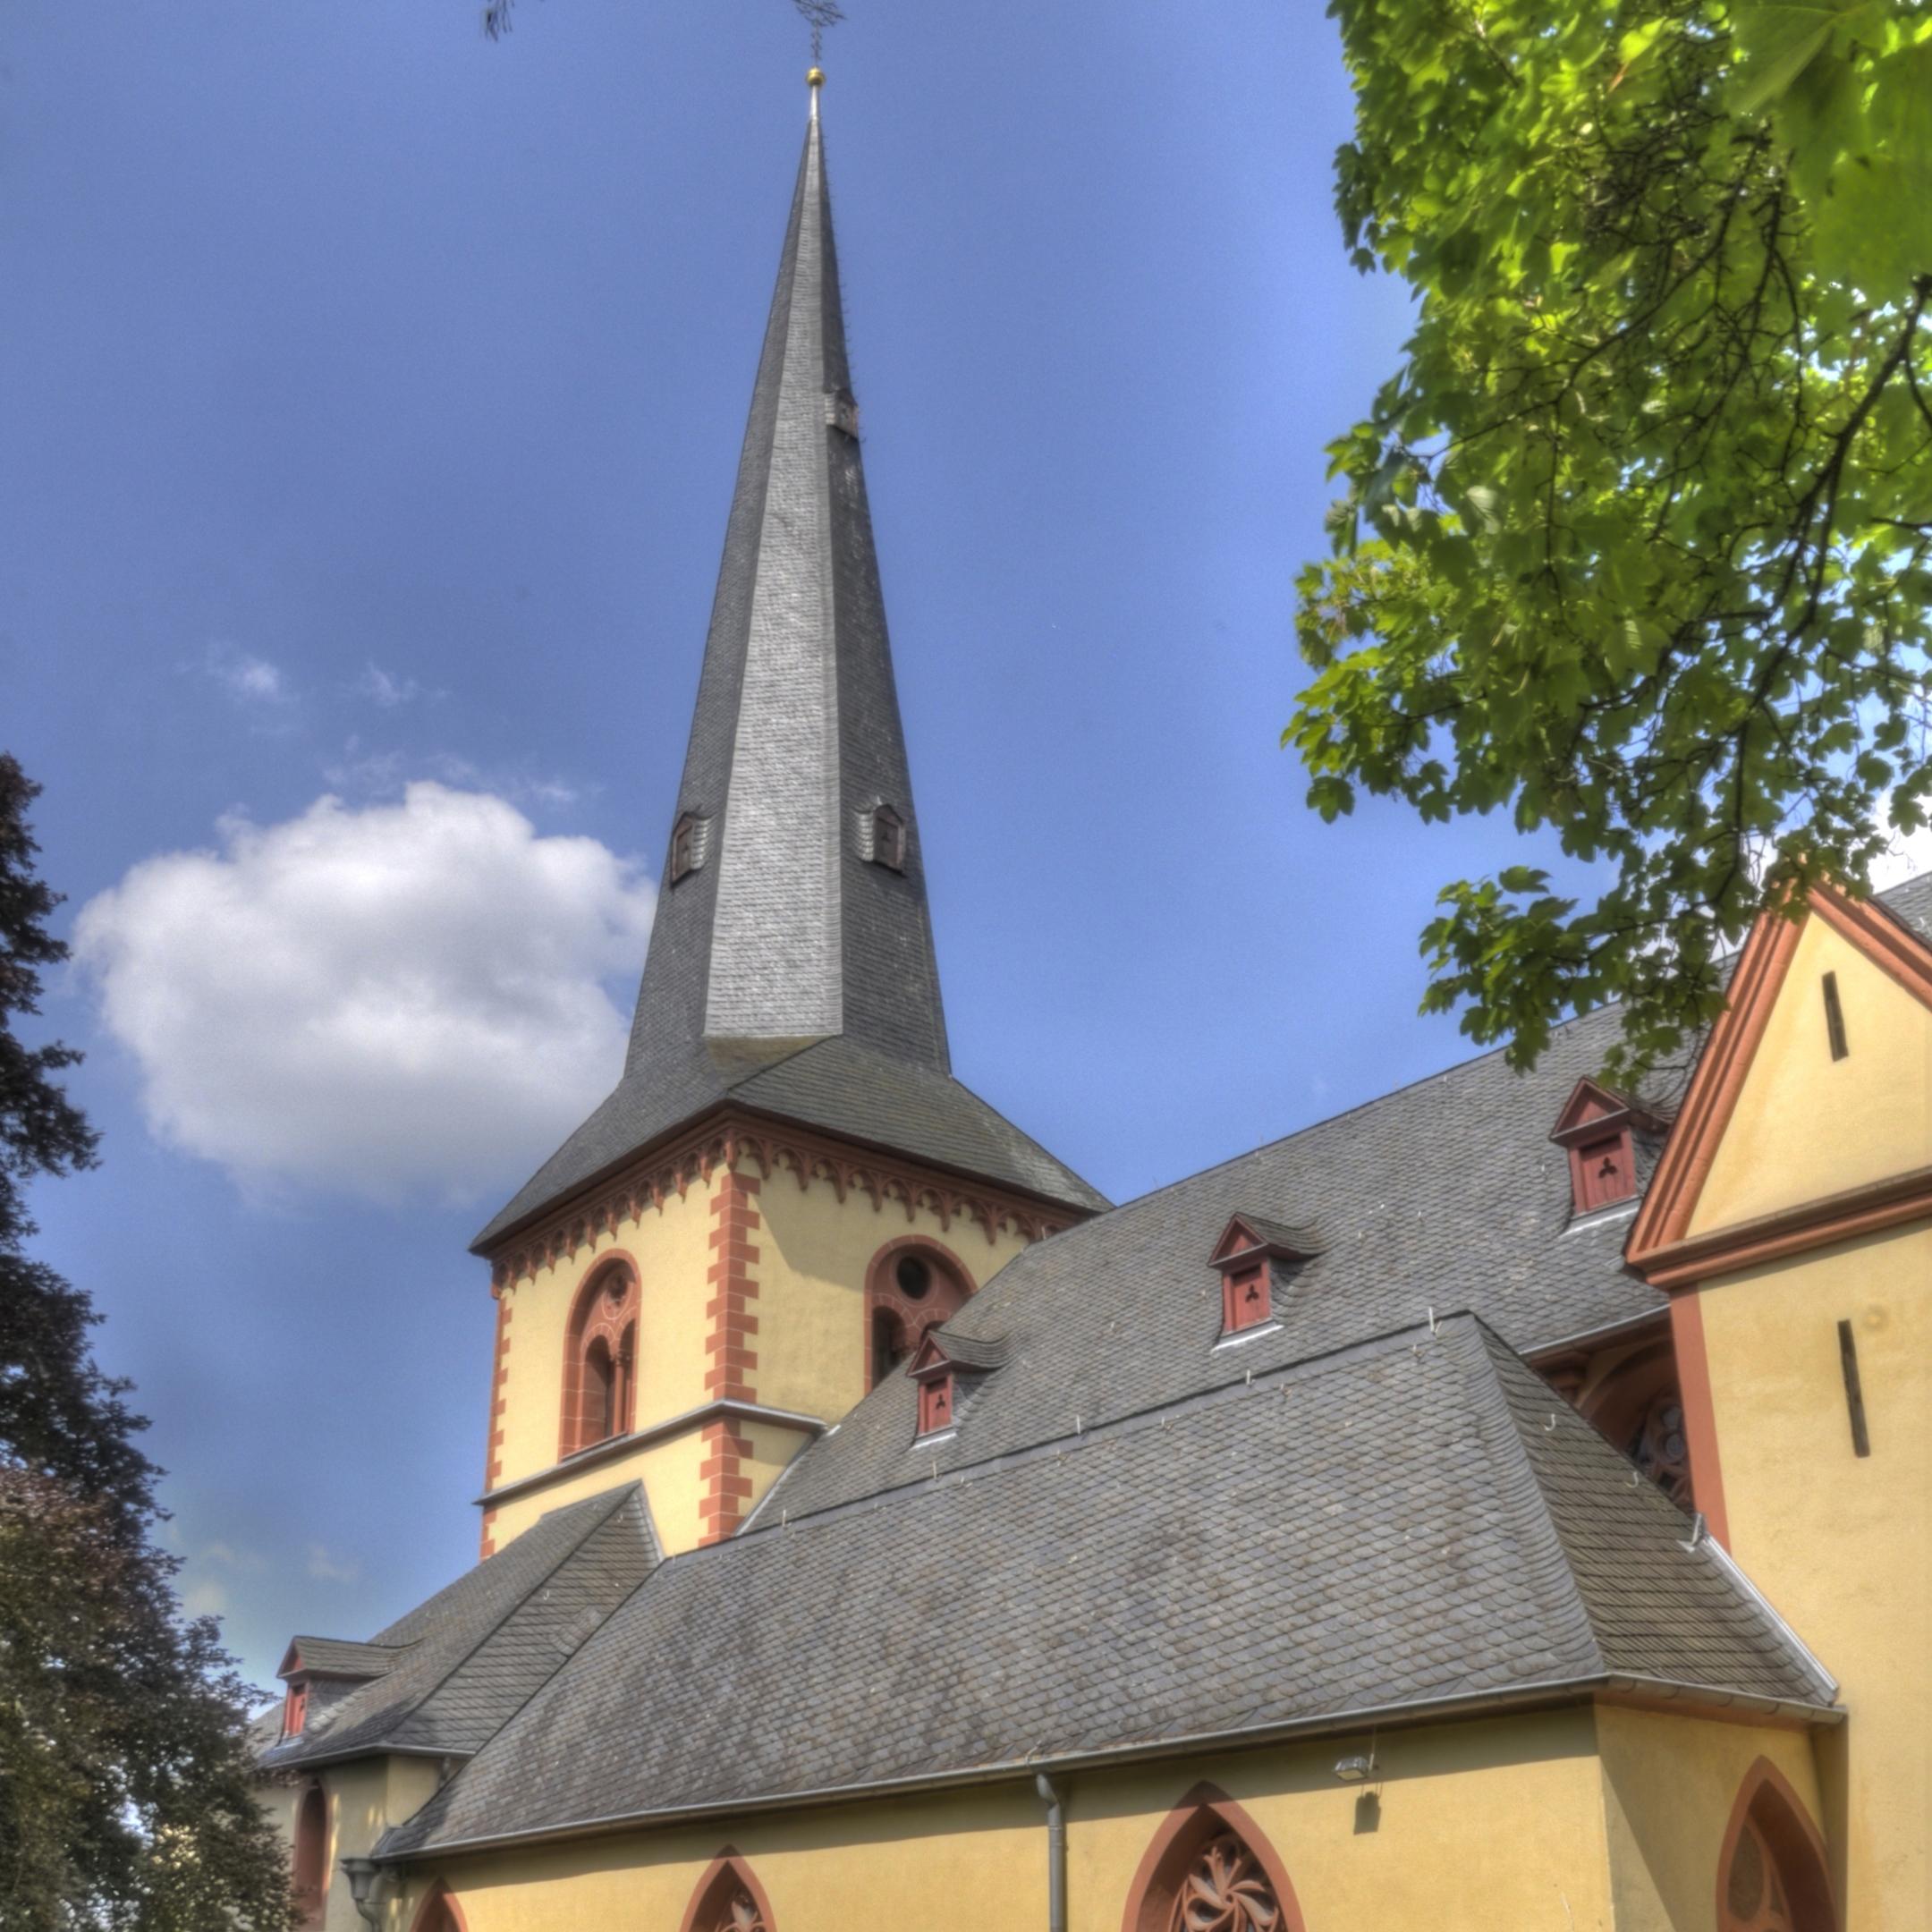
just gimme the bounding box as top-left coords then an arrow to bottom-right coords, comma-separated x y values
793,0 -> 844,67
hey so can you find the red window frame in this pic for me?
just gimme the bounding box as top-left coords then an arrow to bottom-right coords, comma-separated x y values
284,1679 -> 309,1736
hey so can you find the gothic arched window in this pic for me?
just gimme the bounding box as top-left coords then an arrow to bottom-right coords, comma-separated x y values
1124,1784 -> 1304,1932
411,1884 -> 470,1932
679,1851 -> 776,1932
1716,1759 -> 1837,1932
561,1260 -> 640,1458
1576,1339 -> 1692,1509
291,1782 -> 327,1925
864,1240 -> 973,1390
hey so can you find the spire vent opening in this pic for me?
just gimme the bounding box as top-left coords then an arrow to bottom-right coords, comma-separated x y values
825,388 -> 860,438
669,811 -> 712,886
861,802 -> 908,873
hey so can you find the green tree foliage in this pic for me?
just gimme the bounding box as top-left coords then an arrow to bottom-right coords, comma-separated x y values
0,755 -> 294,1932
1292,0 -> 1932,1073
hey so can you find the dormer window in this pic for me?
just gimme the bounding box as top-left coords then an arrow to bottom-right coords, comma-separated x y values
669,811 -> 708,885
906,1329 -> 1008,1441
1551,1079 -> 1665,1217
870,803 -> 907,872
283,1679 -> 309,1737
1208,1213 -> 1319,1339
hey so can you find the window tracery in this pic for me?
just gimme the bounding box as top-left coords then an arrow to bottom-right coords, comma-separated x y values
1169,1832 -> 1283,1932
1125,1784 -> 1305,1932
1716,1758 -> 1837,1932
679,1852 -> 775,1932
864,1239 -> 971,1390
561,1261 -> 640,1457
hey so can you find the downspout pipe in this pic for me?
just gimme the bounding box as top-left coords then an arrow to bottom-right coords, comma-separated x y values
1035,1773 -> 1066,1932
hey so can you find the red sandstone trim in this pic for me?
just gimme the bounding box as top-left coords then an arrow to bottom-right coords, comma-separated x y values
1630,880 -> 1932,1276
479,1290 -> 513,1558
1120,1782 -> 1307,1932
1636,1165 -> 1932,1290
411,1882 -> 471,1932
483,1108 -> 1080,1289
1714,1757 -> 1837,1932
677,1850 -> 777,1932
1629,906 -> 1806,1267
863,1234 -> 975,1388
699,1171 -> 762,1544
1669,1289 -> 1730,1549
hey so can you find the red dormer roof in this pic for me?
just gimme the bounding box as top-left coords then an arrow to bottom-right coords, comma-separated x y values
1208,1213 -> 1321,1271
1549,1077 -> 1667,1148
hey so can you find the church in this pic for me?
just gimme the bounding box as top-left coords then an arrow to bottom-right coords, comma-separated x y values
256,75 -> 1932,1932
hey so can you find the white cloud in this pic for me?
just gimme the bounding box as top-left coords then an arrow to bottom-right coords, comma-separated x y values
204,643 -> 292,707
354,662 -> 428,708
307,1544 -> 360,1584
75,784 -> 654,1204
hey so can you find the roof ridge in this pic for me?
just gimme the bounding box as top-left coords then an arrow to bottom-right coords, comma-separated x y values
356,1483 -> 643,1749
737,1315 -> 1490,1542
389,1487 -> 662,1765
1449,1324 -> 1607,1679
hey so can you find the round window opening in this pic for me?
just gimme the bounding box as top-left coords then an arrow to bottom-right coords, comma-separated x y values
895,1254 -> 932,1301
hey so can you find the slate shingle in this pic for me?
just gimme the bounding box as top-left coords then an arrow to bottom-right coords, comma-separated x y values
258,1486 -> 656,1771
380,1318 -> 1827,1858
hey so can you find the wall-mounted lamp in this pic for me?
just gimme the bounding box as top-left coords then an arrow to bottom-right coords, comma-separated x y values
340,1855 -> 387,1930
1333,1753 -> 1376,1784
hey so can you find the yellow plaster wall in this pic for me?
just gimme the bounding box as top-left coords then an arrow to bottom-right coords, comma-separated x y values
482,1436 -> 691,1553
262,1757 -> 445,1932
486,1177 -> 719,1516
750,1170 -> 1032,1425
1699,1224 -> 1932,1929
735,1418 -> 814,1528
1592,1704 -> 1826,1930
1690,916 -> 1932,1234
391,1710 -> 1618,1932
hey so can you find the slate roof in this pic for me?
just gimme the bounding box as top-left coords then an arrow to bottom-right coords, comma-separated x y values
381,1315 -> 1830,1857
475,117 -> 1104,1249
259,1487 -> 656,1771
1879,868 -> 1932,944
768,992 -> 1675,1521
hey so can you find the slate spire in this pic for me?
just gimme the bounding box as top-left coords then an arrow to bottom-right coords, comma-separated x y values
474,97 -> 1122,1253
627,103 -> 949,1083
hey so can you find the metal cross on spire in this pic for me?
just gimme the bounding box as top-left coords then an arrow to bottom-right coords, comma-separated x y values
793,0 -> 844,65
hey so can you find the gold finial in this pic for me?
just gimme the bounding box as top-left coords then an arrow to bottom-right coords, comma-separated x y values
808,66 -> 825,87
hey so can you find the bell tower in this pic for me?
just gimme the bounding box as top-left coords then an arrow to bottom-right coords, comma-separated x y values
470,80 -> 1104,1559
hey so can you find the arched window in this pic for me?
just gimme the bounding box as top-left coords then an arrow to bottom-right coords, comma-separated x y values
1716,1759 -> 1837,1932
1123,1784 -> 1304,1932
560,1260 -> 640,1458
679,1850 -> 776,1932
291,1781 -> 328,1925
1580,1339 -> 1691,1509
864,1240 -> 973,1391
412,1884 -> 470,1932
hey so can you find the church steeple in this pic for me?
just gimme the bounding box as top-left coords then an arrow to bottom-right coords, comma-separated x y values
631,103 -> 948,1082
477,97 -> 1101,1253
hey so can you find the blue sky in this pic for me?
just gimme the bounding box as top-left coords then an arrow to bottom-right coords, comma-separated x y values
5,0 -> 1616,1686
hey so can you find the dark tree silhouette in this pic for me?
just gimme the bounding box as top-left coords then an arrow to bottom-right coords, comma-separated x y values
0,754 -> 295,1932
